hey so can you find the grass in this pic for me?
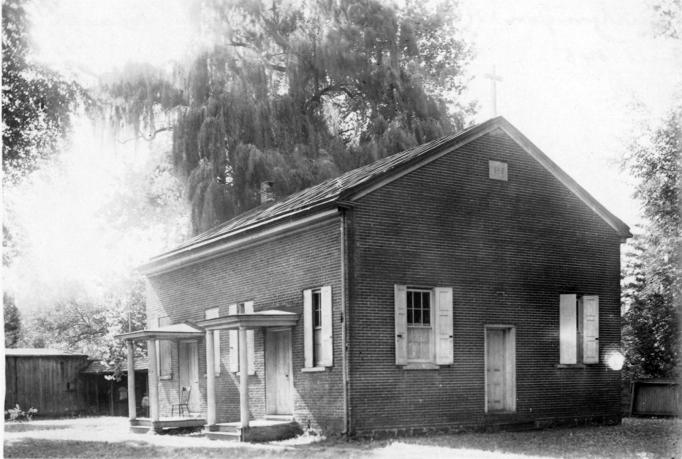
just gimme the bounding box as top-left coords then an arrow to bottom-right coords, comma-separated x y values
4,416 -> 680,458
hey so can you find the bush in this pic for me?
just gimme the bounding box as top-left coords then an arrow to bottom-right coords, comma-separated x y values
5,404 -> 38,422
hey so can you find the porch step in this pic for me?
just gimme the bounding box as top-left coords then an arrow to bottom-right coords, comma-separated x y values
130,425 -> 151,434
264,414 -> 294,421
206,431 -> 241,441
210,422 -> 241,433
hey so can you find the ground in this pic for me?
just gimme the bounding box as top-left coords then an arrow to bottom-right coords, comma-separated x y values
3,417 -> 680,458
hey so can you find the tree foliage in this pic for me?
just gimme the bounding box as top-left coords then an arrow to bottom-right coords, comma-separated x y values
4,293 -> 22,348
21,278 -> 147,378
622,106 -> 681,379
1,0 -> 89,181
104,0 -> 474,234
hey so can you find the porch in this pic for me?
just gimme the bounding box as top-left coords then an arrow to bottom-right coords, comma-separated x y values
130,416 -> 207,434
116,310 -> 300,441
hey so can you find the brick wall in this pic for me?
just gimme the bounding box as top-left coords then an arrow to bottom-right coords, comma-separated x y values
146,218 -> 346,433
347,129 -> 624,434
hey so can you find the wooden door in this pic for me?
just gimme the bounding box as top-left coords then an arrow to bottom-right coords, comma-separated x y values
265,329 -> 293,415
179,341 -> 200,412
486,327 -> 515,412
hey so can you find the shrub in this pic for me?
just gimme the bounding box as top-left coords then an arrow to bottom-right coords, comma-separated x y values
5,404 -> 38,422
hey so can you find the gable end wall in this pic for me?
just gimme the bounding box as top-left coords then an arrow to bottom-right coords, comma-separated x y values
347,130 -> 623,433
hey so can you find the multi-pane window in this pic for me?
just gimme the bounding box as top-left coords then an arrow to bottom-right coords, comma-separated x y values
312,289 -> 322,366
407,289 -> 433,362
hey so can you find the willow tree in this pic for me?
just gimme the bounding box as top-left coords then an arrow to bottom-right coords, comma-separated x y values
105,0 -> 473,234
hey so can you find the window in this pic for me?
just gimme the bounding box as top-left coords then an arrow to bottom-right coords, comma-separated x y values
303,286 -> 332,369
312,289 -> 323,366
407,289 -> 432,362
489,160 -> 508,181
157,316 -> 172,379
228,302 -> 255,375
395,285 -> 453,367
559,294 -> 599,365
205,307 -> 220,375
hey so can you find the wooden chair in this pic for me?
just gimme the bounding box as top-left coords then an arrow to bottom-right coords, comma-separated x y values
171,386 -> 191,417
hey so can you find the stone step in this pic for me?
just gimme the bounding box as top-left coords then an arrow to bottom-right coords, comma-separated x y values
206,431 -> 241,441
212,423 -> 241,433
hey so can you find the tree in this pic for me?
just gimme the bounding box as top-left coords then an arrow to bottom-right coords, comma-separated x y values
1,0 -> 89,181
4,293 -> 22,348
622,106 -> 681,379
23,277 -> 147,378
103,0 -> 474,234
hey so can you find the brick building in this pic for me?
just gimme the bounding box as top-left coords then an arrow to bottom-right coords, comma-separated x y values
118,116 -> 631,440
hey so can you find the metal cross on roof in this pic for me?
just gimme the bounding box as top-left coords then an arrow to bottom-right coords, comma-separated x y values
484,66 -> 503,117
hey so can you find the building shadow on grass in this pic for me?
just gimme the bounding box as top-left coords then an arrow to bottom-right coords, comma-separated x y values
4,423 -> 70,433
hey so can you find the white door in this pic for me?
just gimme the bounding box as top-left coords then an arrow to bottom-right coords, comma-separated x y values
485,327 -> 516,412
178,341 -> 200,412
265,329 -> 293,415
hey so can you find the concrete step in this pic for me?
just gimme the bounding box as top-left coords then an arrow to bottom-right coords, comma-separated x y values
264,414 -> 294,421
206,431 -> 241,441
130,425 -> 151,434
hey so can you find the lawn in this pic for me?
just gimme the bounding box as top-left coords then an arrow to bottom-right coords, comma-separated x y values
4,416 -> 680,458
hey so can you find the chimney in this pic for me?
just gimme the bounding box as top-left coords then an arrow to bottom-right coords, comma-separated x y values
260,181 -> 275,204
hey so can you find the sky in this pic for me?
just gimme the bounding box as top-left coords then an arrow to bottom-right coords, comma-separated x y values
8,0 -> 681,311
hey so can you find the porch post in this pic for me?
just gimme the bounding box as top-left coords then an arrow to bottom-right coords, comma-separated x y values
126,340 -> 137,420
239,326 -> 249,428
147,339 -> 160,422
205,330 -> 216,425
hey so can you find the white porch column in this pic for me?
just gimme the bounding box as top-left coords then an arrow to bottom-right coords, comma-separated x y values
239,326 -> 249,428
126,340 -> 137,420
147,339 -> 160,422
205,330 -> 216,425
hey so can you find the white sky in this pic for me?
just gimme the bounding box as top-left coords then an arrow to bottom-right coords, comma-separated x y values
9,0 -> 681,311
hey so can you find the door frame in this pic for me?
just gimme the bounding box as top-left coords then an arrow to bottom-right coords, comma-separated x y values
265,328 -> 294,415
178,339 -> 200,412
484,325 -> 516,413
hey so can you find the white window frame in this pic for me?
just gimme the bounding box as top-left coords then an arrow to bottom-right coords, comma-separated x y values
395,285 -> 453,369
205,307 -> 221,375
303,286 -> 332,371
559,294 -> 599,365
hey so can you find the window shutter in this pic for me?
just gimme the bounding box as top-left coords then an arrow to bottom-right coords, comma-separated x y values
559,294 -> 577,364
394,285 -> 408,365
435,287 -> 454,365
205,308 -> 220,375
245,301 -> 255,375
158,317 -> 172,378
303,289 -> 313,368
582,295 -> 599,364
228,304 -> 238,372
320,286 -> 333,367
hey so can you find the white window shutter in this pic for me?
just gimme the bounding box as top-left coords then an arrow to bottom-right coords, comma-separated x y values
245,301 -> 255,375
582,295 -> 599,364
228,304 -> 239,372
303,289 -> 313,368
320,286 -> 333,367
205,308 -> 220,375
395,285 -> 408,365
435,287 -> 454,365
559,294 -> 577,364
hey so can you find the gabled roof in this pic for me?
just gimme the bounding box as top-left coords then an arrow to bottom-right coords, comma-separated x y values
142,117 -> 630,274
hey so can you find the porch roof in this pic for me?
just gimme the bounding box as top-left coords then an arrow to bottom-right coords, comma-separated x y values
196,309 -> 299,330
115,323 -> 204,341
